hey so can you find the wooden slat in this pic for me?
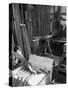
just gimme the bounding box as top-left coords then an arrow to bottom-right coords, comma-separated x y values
31,6 -> 38,37
38,5 -> 50,36
20,4 -> 32,46
12,33 -> 15,49
37,5 -> 41,36
12,4 -> 24,54
25,10 -> 33,46
20,24 -> 31,59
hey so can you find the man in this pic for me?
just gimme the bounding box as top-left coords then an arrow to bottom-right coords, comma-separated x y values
11,46 -> 37,74
9,46 -> 37,86
48,15 -> 66,56
48,15 -> 66,39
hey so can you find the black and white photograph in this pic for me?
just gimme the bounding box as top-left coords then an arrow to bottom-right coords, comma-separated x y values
9,3 -> 66,87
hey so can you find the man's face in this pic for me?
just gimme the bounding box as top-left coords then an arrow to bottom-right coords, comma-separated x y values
60,16 -> 66,26
60,19 -> 66,26
16,49 -> 25,60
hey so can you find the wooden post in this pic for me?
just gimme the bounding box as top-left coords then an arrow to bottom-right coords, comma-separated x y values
25,5 -> 33,46
12,4 -> 24,54
20,24 -> 31,60
37,5 -> 41,36
12,33 -> 15,49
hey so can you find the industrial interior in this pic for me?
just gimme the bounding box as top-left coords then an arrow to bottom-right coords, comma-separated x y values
9,3 -> 66,86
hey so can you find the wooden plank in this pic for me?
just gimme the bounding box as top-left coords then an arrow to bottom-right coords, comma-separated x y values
19,4 -> 24,24
12,20 -> 18,45
12,4 -> 24,54
31,6 -> 38,37
37,5 -> 41,36
37,5 -> 50,36
20,24 -> 31,60
25,5 -> 33,46
12,33 -> 15,49
41,6 -> 50,36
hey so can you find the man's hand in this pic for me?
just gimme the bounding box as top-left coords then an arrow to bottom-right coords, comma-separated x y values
28,64 -> 37,74
47,35 -> 52,39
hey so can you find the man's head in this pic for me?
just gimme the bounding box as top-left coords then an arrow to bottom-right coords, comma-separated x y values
60,15 -> 66,26
13,45 -> 25,60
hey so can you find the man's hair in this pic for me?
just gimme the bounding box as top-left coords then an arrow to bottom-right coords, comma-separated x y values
60,15 -> 66,21
14,45 -> 19,52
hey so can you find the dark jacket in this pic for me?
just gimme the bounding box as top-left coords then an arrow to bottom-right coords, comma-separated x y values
50,22 -> 66,56
52,21 -> 66,39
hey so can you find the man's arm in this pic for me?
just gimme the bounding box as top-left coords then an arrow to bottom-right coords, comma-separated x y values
28,63 -> 37,74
